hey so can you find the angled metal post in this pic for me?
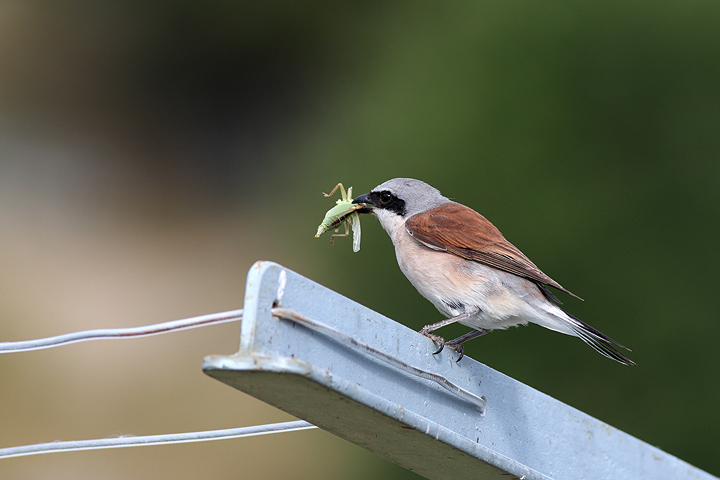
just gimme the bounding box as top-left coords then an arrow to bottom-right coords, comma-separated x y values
203,261 -> 716,480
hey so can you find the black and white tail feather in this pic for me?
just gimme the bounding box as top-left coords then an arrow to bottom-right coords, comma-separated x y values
565,313 -> 635,366
539,281 -> 634,365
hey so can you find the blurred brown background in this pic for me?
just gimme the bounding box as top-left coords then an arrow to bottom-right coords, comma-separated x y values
1,2 -> 718,479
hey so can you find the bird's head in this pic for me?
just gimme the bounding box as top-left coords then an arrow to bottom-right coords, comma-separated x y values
352,178 -> 449,218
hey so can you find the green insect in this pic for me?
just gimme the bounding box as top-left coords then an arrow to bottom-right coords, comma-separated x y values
315,183 -> 365,252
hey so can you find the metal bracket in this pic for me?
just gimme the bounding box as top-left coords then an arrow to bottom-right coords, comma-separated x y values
203,261 -> 716,480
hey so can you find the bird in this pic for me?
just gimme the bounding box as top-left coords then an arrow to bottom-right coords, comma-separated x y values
352,178 -> 634,365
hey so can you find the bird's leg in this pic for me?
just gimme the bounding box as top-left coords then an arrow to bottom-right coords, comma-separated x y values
419,307 -> 480,355
419,308 -> 479,335
442,329 -> 490,362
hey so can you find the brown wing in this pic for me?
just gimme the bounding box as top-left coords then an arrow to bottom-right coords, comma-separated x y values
405,202 -> 581,300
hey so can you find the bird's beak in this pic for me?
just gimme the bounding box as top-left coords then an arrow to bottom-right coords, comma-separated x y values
352,193 -> 376,214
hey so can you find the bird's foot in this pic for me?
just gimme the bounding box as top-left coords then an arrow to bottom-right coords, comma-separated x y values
420,330 -> 465,361
419,329 -> 446,354
444,341 -> 465,362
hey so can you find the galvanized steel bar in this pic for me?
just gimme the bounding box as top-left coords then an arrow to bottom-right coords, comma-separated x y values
202,261 -> 716,480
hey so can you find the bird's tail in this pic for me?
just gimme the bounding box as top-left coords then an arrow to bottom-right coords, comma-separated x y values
533,303 -> 635,365
563,312 -> 635,366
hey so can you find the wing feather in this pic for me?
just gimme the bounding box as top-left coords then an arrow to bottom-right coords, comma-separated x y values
405,203 -> 581,300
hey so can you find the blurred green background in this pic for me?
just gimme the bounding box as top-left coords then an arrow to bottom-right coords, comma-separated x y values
1,2 -> 718,479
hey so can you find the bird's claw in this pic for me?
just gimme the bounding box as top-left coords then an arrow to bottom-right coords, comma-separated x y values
420,329 -> 464,361
445,343 -> 465,362
420,330 -> 446,353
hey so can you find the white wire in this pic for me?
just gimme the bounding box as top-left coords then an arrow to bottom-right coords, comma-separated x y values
0,421 -> 317,459
0,309 -> 244,353
0,310 -> 320,460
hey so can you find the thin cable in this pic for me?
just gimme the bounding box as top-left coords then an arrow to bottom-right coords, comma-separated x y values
0,420 -> 317,459
270,307 -> 487,413
0,310 -> 243,354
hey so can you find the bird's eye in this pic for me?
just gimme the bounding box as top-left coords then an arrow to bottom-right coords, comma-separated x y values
379,192 -> 393,205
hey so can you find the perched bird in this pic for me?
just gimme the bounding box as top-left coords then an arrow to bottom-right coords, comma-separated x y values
352,178 -> 633,365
